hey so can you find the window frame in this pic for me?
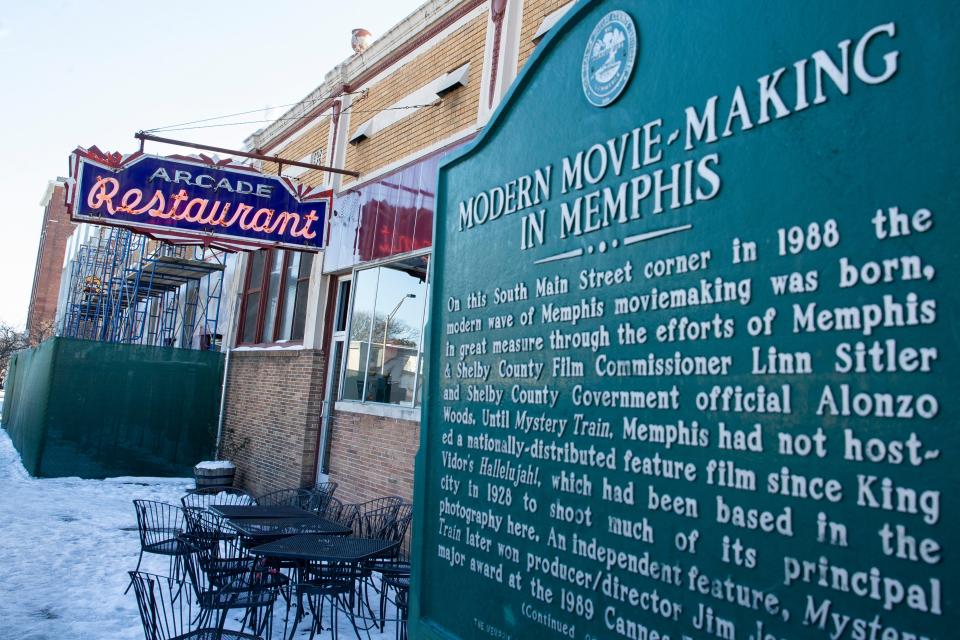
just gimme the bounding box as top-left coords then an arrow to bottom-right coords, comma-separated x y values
336,251 -> 430,408
236,248 -> 312,347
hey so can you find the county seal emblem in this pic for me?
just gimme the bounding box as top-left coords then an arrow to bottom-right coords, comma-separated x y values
581,10 -> 637,107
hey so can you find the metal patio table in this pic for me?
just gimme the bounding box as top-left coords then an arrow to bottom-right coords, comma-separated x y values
249,534 -> 398,563
209,504 -> 314,519
226,516 -> 352,544
249,535 -> 400,638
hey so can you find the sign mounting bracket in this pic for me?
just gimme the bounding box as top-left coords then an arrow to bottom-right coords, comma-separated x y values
134,131 -> 360,178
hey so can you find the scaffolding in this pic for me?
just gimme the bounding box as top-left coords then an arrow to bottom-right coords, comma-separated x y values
59,227 -> 227,350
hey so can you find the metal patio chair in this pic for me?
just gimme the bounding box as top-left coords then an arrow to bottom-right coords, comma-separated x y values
387,504 -> 412,547
182,490 -> 254,546
314,481 -> 338,498
383,575 -> 410,640
347,497 -> 404,625
367,503 -> 413,579
182,538 -> 282,639
309,482 -> 339,515
186,508 -> 295,607
129,500 -> 192,592
286,561 -> 367,640
351,497 -> 404,538
370,504 -> 413,632
370,504 -> 412,569
182,509 -> 263,585
318,497 -> 357,530
129,571 -> 263,640
182,487 -> 256,513
255,488 -> 313,510
374,544 -> 412,634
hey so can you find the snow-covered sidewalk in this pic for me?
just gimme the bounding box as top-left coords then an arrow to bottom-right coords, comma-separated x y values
0,429 -> 402,639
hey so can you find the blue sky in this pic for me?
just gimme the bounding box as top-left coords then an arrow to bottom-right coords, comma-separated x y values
0,0 -> 419,328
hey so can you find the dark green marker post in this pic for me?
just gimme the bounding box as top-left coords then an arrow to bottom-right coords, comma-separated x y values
411,1 -> 959,638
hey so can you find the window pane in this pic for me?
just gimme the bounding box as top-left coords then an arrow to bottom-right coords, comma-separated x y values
334,280 -> 352,333
415,355 -> 425,406
299,252 -> 314,279
291,253 -> 314,341
322,340 -> 345,472
342,267 -> 379,401
241,292 -> 260,343
370,263 -> 427,405
248,250 -> 267,290
277,252 -> 302,341
259,250 -> 285,342
291,278 -> 310,340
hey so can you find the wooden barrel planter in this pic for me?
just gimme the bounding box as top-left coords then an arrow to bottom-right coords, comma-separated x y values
193,461 -> 237,490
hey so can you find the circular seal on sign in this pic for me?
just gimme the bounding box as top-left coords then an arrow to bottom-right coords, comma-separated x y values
581,10 -> 637,108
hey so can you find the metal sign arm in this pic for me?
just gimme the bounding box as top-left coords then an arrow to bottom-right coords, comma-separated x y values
134,131 -> 360,178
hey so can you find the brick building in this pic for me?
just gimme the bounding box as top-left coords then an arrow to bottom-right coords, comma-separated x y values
26,179 -> 75,343
220,0 -> 574,502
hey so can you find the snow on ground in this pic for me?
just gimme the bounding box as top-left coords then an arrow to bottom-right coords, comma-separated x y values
0,428 -> 401,639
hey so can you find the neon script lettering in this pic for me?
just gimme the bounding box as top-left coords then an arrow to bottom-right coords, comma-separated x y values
85,176 -> 319,239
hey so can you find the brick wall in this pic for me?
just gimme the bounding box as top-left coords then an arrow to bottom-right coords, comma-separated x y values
220,348 -> 326,496
27,183 -> 74,342
326,409 -> 420,504
342,11 -> 487,184
517,0 -> 571,71
263,119 -> 332,188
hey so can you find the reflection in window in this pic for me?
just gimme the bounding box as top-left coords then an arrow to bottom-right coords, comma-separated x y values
342,267 -> 380,401
260,251 -> 285,343
341,255 -> 429,406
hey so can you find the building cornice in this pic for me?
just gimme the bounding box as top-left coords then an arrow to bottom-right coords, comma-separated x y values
246,0 -> 485,154
39,178 -> 66,208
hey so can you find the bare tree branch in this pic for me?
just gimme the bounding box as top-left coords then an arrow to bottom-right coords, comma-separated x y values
26,319 -> 55,346
0,323 -> 29,386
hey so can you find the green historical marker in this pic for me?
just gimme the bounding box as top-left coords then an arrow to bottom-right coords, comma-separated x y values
411,1 -> 958,639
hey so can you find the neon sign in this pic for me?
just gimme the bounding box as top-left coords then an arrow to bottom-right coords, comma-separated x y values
66,146 -> 331,251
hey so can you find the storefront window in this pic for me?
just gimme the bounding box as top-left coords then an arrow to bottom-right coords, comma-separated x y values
238,249 -> 313,345
340,255 -> 429,406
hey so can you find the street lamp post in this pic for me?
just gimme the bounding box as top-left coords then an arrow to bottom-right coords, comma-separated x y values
382,293 -> 416,373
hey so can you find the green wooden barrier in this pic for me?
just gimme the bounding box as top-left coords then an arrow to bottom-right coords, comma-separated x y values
2,337 -> 223,478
